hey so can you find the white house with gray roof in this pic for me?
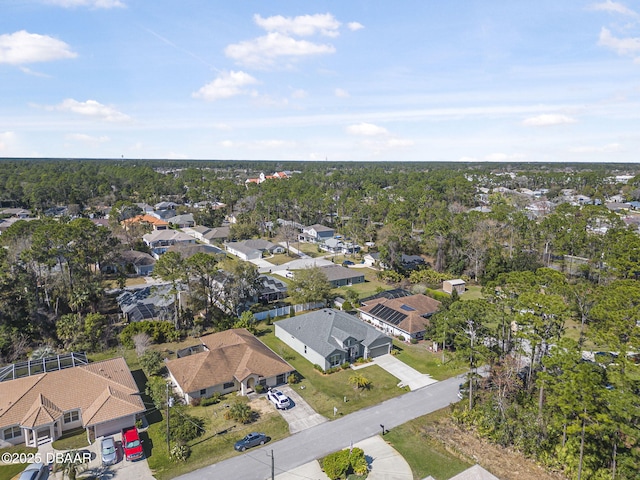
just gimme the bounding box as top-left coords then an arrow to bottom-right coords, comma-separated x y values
275,309 -> 392,371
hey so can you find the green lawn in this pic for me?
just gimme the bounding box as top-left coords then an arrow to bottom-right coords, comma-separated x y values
331,268 -> 393,300
391,340 -> 467,381
259,328 -> 406,417
263,253 -> 300,266
294,242 -> 324,258
459,285 -> 483,301
0,444 -> 38,480
147,396 -> 289,480
385,408 -> 472,480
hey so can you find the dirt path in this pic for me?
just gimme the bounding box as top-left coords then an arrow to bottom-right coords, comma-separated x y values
423,417 -> 568,480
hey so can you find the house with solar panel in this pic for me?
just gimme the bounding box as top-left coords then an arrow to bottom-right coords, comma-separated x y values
357,293 -> 441,341
116,284 -> 179,322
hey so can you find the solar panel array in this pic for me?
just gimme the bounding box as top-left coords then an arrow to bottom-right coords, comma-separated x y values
369,303 -> 407,325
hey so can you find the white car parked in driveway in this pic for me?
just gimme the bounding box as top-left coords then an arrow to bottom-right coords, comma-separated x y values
267,388 -> 291,409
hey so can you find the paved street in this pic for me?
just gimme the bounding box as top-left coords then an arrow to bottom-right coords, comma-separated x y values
175,375 -> 462,480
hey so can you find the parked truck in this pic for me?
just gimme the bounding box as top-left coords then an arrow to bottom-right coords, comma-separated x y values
121,426 -> 144,461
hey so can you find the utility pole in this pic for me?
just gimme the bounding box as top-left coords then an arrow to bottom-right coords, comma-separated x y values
267,450 -> 274,480
166,382 -> 170,453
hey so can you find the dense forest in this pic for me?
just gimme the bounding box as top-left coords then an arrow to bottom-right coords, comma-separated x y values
1,158 -> 639,479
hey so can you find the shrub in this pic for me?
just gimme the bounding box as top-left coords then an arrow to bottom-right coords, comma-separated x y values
169,406 -> 204,443
200,393 -> 222,406
170,444 -> 191,462
287,372 -> 300,384
348,373 -> 372,390
254,384 -> 265,394
313,364 -> 324,373
410,337 -> 418,344
190,397 -> 201,407
321,447 -> 368,479
224,402 -> 254,424
340,362 -> 351,370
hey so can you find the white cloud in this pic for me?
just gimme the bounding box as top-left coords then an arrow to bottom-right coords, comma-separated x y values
0,132 -> 17,151
291,89 -> 308,99
599,27 -> 640,58
220,140 -> 234,148
192,70 -> 259,101
43,0 -> 125,7
50,99 -> 130,122
253,13 -> 341,37
334,88 -> 350,98
347,22 -> 365,31
0,30 -> 77,65
66,133 -> 110,144
568,143 -> 622,153
225,32 -> 335,68
522,113 -> 577,126
590,1 -> 638,17
346,122 -> 389,136
213,123 -> 232,131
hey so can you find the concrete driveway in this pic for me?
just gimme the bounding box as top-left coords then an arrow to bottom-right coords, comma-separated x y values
370,354 -> 437,390
277,386 -> 328,433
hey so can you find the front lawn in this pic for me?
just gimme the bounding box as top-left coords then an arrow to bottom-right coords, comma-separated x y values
263,253 -> 300,266
330,268 -> 394,300
259,328 -> 405,418
147,395 -> 289,480
391,340 -> 467,381
0,444 -> 38,480
385,408 -> 472,480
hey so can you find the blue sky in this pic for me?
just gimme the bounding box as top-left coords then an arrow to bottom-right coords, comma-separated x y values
1,0 -> 640,162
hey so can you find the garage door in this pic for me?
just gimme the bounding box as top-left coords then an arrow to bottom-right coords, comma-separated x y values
368,344 -> 390,358
94,415 -> 136,438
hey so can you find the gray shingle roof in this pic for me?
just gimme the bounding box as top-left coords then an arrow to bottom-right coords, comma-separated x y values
275,309 -> 391,357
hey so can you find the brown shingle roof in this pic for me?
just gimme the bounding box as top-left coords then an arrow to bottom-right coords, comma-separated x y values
166,329 -> 293,394
0,357 -> 145,430
358,294 -> 441,335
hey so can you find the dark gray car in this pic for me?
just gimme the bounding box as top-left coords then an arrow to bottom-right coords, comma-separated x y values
234,432 -> 268,451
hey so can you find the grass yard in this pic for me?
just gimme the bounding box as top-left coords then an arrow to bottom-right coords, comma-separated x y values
51,428 -> 90,450
391,340 -> 467,381
263,253 -> 300,266
331,267 -> 393,300
259,328 -> 406,418
147,395 -> 289,480
459,285 -> 483,301
0,444 -> 38,480
293,242 -> 324,258
385,408 -> 472,480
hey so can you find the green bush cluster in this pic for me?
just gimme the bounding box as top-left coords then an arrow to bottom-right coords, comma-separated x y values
321,447 -> 368,479
119,320 -> 182,348
170,444 -> 191,462
169,406 -> 205,443
200,392 -> 222,406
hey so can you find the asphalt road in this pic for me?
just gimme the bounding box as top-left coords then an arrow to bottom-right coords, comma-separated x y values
175,375 -> 463,480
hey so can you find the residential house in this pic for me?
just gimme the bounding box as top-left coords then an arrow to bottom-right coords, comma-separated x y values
275,309 -> 392,371
357,293 -> 441,341
154,201 -> 178,210
0,208 -> 32,218
201,226 -> 231,244
0,217 -> 36,235
117,284 -> 177,322
443,279 -> 466,295
122,214 -> 169,231
142,229 -> 195,258
320,238 -> 360,254
0,356 -> 145,447
166,213 -> 195,228
320,265 -> 365,287
224,239 -> 284,261
135,202 -> 154,214
102,250 -> 156,276
165,328 -> 293,403
362,252 -> 425,271
300,224 -> 335,243
166,243 -> 224,259
257,275 -> 288,303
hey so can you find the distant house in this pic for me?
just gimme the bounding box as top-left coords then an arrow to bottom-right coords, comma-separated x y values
143,230 -> 195,258
320,265 -> 365,287
300,224 -> 335,243
166,213 -> 195,228
358,293 -> 441,340
224,239 -> 284,261
122,214 -> 169,231
363,252 -> 425,271
257,275 -> 288,303
275,309 -> 392,371
165,329 -> 293,403
320,238 -> 360,254
154,201 -> 178,210
245,171 -> 291,185
166,243 -> 224,259
103,250 -> 156,276
117,285 -> 177,322
202,226 -> 231,244
0,357 -> 145,447
0,208 -> 32,218
443,279 -> 466,295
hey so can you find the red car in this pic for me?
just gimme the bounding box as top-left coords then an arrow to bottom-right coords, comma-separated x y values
121,426 -> 144,461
